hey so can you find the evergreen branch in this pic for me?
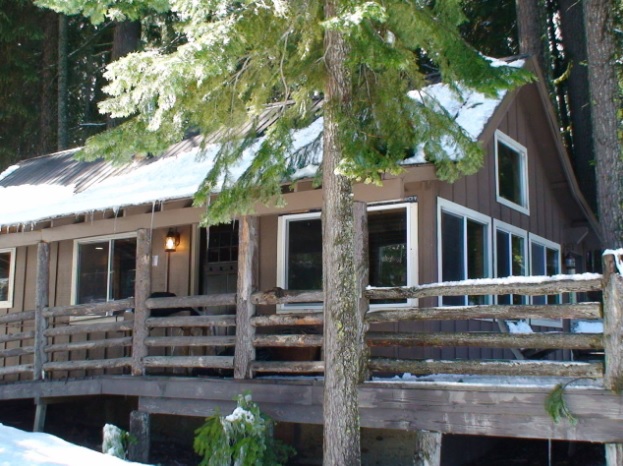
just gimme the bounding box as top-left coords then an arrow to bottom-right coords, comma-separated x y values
544,378 -> 588,425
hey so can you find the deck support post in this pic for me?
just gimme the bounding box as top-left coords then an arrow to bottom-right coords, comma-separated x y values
234,216 -> 259,379
128,410 -> 150,463
34,241 -> 49,381
413,430 -> 442,466
33,397 -> 47,432
132,229 -> 151,376
603,252 -> 623,466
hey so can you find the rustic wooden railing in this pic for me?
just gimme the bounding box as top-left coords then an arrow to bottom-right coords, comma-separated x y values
41,299 -> 135,375
247,274 -> 605,379
1,224 -> 621,393
142,293 -> 236,372
0,310 -> 36,379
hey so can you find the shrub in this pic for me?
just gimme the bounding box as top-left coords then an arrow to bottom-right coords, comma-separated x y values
194,393 -> 295,466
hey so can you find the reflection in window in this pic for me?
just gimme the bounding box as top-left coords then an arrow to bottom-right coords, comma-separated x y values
76,237 -> 136,304
496,229 -> 527,305
280,205 -> 412,308
286,217 -> 323,291
531,242 -> 560,305
496,131 -> 528,213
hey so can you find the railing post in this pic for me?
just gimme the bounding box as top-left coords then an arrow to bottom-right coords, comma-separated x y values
353,201 -> 369,382
602,252 -> 623,392
234,216 -> 259,379
34,241 -> 49,381
132,229 -> 151,376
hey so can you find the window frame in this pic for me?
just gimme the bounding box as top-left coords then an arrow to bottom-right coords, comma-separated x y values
276,202 -> 418,313
495,130 -> 530,215
437,198 -> 492,306
528,232 -> 562,328
71,232 -> 138,306
0,248 -> 16,309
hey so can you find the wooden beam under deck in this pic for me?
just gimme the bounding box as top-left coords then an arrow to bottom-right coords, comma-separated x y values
0,376 -> 621,443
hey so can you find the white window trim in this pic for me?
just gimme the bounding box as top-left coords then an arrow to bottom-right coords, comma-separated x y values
0,248 -> 16,309
437,198 -> 492,306
495,130 -> 530,215
71,232 -> 138,317
277,202 -> 418,313
528,232 -> 562,328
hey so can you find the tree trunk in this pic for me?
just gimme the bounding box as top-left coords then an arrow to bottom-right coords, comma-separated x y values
559,0 -> 596,211
109,21 -> 141,129
322,1 -> 364,464
57,14 -> 68,151
515,0 -> 547,73
112,21 -> 141,61
584,0 -> 623,248
39,11 -> 58,155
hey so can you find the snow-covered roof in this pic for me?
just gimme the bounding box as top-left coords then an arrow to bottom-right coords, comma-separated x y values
0,60 -> 522,228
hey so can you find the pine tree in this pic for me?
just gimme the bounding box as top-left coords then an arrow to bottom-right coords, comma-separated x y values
34,1 -> 529,463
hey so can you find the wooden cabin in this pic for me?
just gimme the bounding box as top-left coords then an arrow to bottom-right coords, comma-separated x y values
0,57 -> 620,464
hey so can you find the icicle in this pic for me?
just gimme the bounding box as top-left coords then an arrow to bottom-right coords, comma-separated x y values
149,201 -> 156,237
112,207 -> 119,235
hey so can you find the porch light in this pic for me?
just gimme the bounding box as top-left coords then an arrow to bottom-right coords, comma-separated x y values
165,229 -> 181,252
564,252 -> 576,274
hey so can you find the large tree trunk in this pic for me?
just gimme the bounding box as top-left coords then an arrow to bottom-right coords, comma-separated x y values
109,21 -> 141,129
515,0 -> 547,73
559,0 -> 596,211
584,0 -> 623,248
39,11 -> 58,156
322,1 -> 364,464
57,14 -> 68,151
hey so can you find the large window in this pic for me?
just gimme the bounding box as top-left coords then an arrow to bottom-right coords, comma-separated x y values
495,131 -> 529,215
0,248 -> 15,308
494,220 -> 527,305
438,199 -> 491,306
73,234 -> 137,304
277,203 -> 416,311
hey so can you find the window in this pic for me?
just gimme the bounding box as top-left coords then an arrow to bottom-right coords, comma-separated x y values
495,131 -> 529,214
73,234 -> 137,305
530,233 -> 561,304
494,221 -> 528,305
438,199 -> 491,306
277,203 -> 417,311
0,248 -> 16,308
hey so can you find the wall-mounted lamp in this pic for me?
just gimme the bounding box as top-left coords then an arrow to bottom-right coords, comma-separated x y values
165,228 -> 181,252
564,252 -> 577,274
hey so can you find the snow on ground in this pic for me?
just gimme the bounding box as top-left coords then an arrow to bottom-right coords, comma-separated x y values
0,424 -> 151,466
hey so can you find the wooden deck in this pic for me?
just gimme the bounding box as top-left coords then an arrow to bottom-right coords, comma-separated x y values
0,375 -> 621,443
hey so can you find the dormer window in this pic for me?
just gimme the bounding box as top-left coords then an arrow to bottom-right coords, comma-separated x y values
495,131 -> 529,215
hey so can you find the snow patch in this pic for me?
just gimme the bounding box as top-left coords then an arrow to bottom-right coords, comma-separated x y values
572,320 -> 604,334
506,320 -> 533,334
0,423 -> 150,466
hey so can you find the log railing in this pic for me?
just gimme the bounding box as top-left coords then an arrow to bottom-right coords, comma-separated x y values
0,310 -> 36,379
248,274 -> 607,380
142,294 -> 237,373
1,225 -> 621,393
41,299 -> 135,375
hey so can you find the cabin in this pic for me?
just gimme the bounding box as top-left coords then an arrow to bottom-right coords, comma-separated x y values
0,56 -> 620,465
